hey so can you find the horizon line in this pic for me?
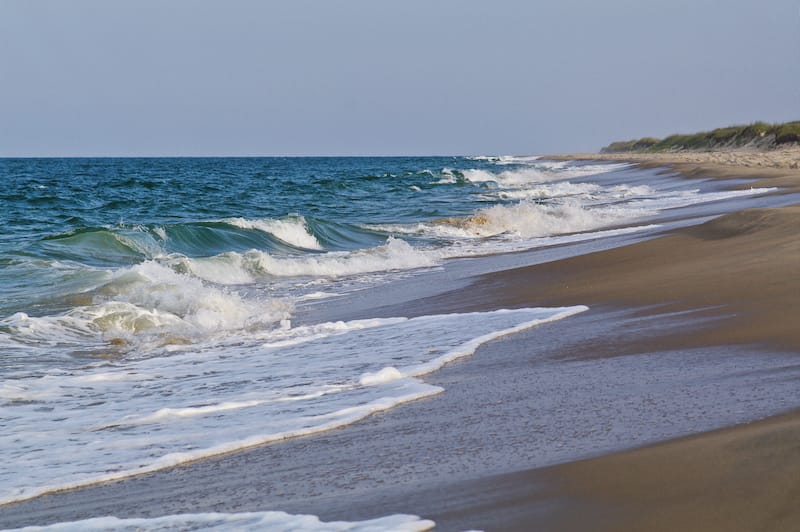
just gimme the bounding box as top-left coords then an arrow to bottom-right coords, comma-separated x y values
0,153 -> 553,160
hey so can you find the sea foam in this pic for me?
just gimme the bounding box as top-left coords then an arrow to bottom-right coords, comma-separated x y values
1,511 -> 435,532
0,306 -> 586,505
183,237 -> 438,284
0,260 -> 291,353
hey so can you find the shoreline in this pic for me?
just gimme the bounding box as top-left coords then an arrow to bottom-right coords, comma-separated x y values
467,152 -> 800,530
2,154 -> 799,530
545,146 -> 800,170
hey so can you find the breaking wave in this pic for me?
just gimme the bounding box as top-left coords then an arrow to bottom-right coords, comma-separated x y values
1,261 -> 291,356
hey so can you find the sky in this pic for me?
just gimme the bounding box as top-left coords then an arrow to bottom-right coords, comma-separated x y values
1,0 -> 798,156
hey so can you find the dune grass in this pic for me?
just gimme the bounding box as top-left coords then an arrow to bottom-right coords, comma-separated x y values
602,121 -> 800,153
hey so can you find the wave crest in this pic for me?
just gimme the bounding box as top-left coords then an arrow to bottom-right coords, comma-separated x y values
223,215 -> 322,250
241,238 -> 437,279
1,261 -> 292,354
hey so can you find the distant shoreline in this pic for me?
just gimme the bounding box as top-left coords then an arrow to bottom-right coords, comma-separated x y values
545,145 -> 800,171
598,121 -> 800,154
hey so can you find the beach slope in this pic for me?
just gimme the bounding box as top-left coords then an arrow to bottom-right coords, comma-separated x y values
452,152 -> 800,531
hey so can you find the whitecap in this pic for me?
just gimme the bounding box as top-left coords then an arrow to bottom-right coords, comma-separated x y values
224,215 -> 322,250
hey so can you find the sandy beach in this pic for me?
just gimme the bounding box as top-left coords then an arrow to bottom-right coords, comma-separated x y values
2,151 -> 799,531
452,150 -> 800,530
398,149 -> 800,529
551,146 -> 800,170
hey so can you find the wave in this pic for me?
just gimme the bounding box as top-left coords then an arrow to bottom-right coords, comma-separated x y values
368,198 -> 645,241
0,226 -> 436,336
465,155 -> 543,165
489,182 -> 655,202
374,180 -> 774,243
0,237 -> 439,348
456,162 -> 631,188
0,261 -> 291,355
180,237 -> 438,284
458,201 -> 638,238
37,226 -> 166,265
22,215 -> 386,267
434,168 -> 471,185
223,215 -> 322,250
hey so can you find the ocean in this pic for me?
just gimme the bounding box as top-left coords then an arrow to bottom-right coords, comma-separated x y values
0,156 -> 785,527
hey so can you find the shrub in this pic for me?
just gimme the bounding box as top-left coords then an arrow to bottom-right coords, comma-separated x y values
601,121 -> 800,152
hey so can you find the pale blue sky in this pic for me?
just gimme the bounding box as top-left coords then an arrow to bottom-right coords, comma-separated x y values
1,0 -> 798,156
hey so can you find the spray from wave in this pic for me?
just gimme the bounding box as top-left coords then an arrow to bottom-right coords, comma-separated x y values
1,261 -> 292,356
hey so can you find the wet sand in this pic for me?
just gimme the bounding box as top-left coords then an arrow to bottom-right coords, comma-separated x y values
469,204 -> 800,351
444,153 -> 800,530
533,408 -> 800,532
2,155 -> 799,531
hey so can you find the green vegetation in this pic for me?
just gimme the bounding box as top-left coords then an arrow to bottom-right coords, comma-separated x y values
601,121 -> 800,153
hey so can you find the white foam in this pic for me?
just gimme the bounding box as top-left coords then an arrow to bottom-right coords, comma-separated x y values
369,181 -> 773,249
258,318 -> 408,349
167,239 -> 438,287
463,167 -> 550,186
243,237 -> 438,279
458,162 -> 631,188
0,381 -> 57,402
466,155 -> 543,165
465,155 -> 501,161
391,200 -> 641,241
174,252 -> 255,285
467,201 -> 637,238
77,372 -> 154,383
435,168 -> 459,184
225,215 -> 322,250
360,366 -> 404,385
0,306 -> 586,505
3,511 -> 435,532
496,154 -> 543,164
297,291 -> 340,301
122,400 -> 268,425
362,197 -> 632,239
362,221 -> 661,259
0,261 -> 292,350
152,225 -> 168,241
492,182 -> 653,202
554,162 -> 632,178
360,306 -> 589,385
626,187 -> 777,211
